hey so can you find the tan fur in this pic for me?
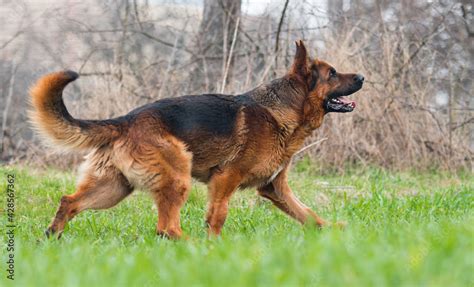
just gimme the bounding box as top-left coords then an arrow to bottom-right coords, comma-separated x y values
29,71 -> 122,150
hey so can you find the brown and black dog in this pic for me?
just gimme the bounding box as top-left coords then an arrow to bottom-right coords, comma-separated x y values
30,40 -> 364,239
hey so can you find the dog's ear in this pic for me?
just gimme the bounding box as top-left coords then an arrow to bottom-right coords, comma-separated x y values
291,40 -> 310,77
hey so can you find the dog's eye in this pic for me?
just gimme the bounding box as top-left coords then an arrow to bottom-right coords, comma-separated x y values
329,68 -> 336,78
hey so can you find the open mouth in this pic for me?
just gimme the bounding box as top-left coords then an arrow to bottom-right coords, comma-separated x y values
326,96 -> 356,113
324,82 -> 363,113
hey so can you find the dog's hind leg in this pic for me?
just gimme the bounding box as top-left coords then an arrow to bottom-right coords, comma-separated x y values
46,159 -> 133,238
257,166 -> 326,227
134,137 -> 192,239
152,176 -> 191,239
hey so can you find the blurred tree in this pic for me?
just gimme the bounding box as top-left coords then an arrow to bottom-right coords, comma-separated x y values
327,0 -> 343,34
190,0 -> 241,93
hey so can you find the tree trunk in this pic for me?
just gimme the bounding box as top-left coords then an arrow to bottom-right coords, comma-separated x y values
327,0 -> 344,34
190,0 -> 241,93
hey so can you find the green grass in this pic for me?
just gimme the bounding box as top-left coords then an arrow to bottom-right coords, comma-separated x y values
1,163 -> 473,286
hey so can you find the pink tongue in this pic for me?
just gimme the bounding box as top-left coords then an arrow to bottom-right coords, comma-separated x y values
338,97 -> 356,108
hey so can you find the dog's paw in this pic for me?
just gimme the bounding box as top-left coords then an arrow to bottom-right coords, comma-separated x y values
45,227 -> 62,239
331,221 -> 347,230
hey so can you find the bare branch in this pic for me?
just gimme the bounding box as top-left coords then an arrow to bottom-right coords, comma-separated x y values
295,138 -> 328,156
221,17 -> 240,93
0,30 -> 24,50
274,0 -> 290,68
1,63 -> 17,154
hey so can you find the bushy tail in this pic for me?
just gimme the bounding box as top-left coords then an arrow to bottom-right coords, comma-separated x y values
29,70 -> 123,150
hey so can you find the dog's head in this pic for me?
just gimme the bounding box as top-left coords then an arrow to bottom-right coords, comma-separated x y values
290,40 -> 364,120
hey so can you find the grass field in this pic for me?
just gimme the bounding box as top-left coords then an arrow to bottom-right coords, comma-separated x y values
1,162 -> 473,286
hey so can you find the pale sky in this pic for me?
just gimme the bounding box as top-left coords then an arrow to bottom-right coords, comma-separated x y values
242,0 -> 326,16
157,0 -> 328,17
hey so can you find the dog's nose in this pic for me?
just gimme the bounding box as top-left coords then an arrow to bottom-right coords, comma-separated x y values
353,74 -> 364,83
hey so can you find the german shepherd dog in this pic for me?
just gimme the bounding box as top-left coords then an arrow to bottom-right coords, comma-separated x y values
30,40 -> 364,239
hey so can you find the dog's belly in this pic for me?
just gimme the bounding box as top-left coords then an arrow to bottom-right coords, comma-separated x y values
189,151 -> 287,186
190,164 -> 286,187
189,156 -> 235,183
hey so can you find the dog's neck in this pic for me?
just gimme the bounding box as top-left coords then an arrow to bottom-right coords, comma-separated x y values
248,75 -> 325,131
248,76 -> 306,125
245,76 -> 326,156
248,76 -> 306,111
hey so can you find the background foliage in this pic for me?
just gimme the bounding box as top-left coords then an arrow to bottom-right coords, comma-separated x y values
0,0 -> 472,170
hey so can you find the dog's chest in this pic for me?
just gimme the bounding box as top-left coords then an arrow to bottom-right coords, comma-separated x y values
246,135 -> 306,186
242,163 -> 286,188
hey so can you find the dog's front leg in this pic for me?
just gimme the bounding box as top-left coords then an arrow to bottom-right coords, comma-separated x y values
258,165 -> 326,227
206,169 -> 242,236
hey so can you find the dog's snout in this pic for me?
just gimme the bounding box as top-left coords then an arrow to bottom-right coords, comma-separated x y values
353,74 -> 364,83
